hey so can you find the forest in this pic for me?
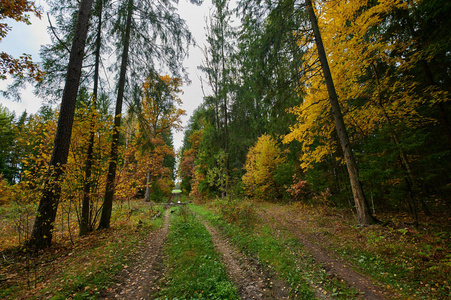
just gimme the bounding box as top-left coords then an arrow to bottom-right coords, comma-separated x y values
1,0 -> 450,299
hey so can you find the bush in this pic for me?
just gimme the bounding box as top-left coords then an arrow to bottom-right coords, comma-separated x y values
286,174 -> 312,202
149,181 -> 166,202
0,176 -> 11,205
215,197 -> 257,227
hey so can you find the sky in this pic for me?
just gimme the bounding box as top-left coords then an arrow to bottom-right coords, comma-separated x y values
0,0 -> 213,152
174,0 -> 212,151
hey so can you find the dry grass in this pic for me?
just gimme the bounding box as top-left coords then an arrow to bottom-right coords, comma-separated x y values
0,199 -> 162,299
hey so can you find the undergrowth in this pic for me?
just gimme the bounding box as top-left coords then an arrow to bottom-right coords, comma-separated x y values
0,201 -> 164,299
288,202 -> 451,299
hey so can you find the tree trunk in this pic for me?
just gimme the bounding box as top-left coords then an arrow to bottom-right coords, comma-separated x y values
80,99 -> 96,236
305,0 -> 378,225
98,0 -> 133,229
27,0 -> 94,249
220,5 -> 229,196
144,171 -> 151,202
80,0 -> 103,236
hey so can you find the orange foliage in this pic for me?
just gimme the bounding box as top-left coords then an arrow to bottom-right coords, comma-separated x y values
286,174 -> 311,202
139,74 -> 185,198
0,0 -> 44,80
179,130 -> 203,183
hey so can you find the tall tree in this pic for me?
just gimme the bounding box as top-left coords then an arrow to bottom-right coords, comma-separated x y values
137,74 -> 184,202
27,0 -> 95,248
0,105 -> 16,182
232,0 -> 304,168
80,0 -> 104,236
304,0 -> 377,225
0,0 -> 115,103
199,0 -> 236,195
98,0 -> 133,229
98,0 -> 198,228
283,0 -> 450,215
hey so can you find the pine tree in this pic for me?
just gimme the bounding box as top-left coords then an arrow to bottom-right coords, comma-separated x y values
98,0 -> 198,228
27,0 -> 95,249
80,0 -> 105,236
199,0 -> 236,196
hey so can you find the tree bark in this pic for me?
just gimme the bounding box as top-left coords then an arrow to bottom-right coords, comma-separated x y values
98,0 -> 133,229
144,171 -> 151,202
80,0 -> 103,236
305,0 -> 378,225
27,0 -> 94,249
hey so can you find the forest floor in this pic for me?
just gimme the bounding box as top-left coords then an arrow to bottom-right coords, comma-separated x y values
258,206 -> 395,299
100,208 -> 171,299
1,199 -> 450,299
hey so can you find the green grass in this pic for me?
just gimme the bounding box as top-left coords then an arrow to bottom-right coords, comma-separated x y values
191,203 -> 358,299
334,228 -> 451,299
154,206 -> 238,299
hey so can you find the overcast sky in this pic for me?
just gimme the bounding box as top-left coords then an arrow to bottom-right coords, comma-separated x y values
0,0 -> 214,151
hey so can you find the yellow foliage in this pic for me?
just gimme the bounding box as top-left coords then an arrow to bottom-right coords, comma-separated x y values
0,175 -> 11,205
242,134 -> 286,200
285,0 -> 445,170
13,104 -> 116,207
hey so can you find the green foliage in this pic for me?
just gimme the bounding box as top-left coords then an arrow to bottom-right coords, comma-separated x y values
276,0 -> 451,213
0,105 -> 16,183
149,181 -> 166,203
206,150 -> 229,197
273,162 -> 295,201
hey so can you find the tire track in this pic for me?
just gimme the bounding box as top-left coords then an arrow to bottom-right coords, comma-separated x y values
260,207 -> 399,300
202,220 -> 291,299
102,207 -> 170,300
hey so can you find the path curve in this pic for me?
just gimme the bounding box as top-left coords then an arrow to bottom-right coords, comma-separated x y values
260,207 -> 399,300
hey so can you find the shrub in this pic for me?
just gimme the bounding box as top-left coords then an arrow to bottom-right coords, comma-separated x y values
215,197 -> 257,227
286,174 -> 312,202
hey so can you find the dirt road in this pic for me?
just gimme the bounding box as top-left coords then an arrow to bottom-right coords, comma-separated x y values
103,205 -> 400,299
102,208 -> 171,300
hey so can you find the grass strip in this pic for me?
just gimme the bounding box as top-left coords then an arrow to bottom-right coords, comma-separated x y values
190,203 -> 358,299
155,206 -> 238,299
